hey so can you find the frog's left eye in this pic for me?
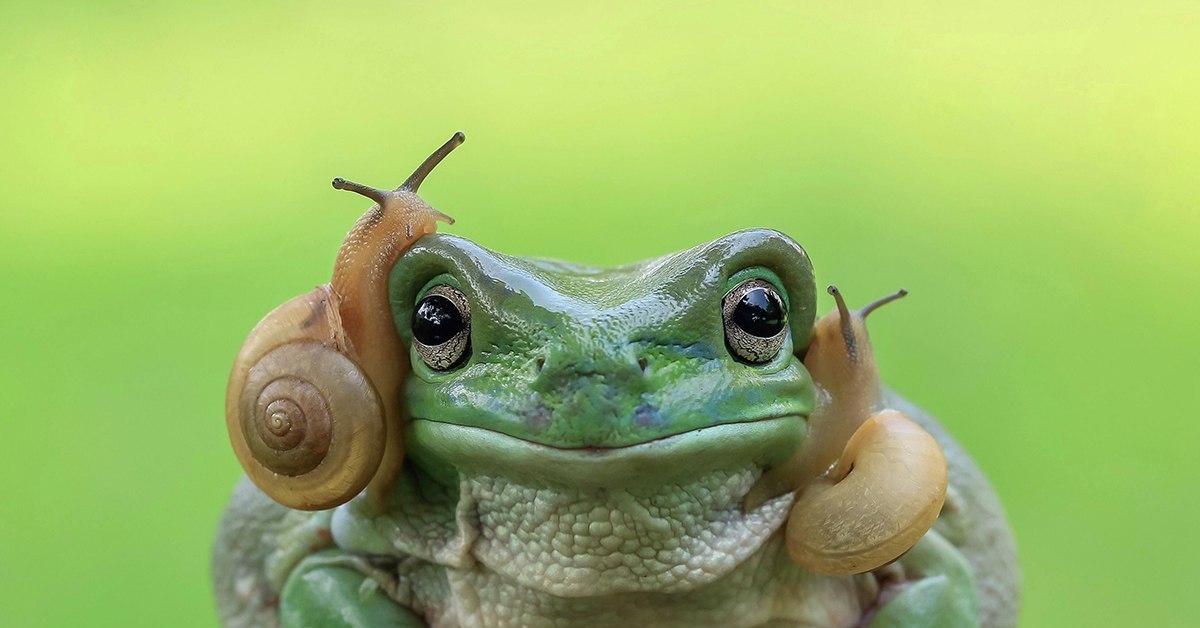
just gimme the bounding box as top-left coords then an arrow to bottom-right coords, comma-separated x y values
412,285 -> 471,371
723,279 -> 788,364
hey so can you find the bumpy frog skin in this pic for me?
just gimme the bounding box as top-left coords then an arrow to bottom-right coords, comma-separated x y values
214,229 -> 1019,627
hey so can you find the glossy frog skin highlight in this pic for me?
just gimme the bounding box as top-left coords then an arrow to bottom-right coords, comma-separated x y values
214,136 -> 1019,628
394,230 -> 815,454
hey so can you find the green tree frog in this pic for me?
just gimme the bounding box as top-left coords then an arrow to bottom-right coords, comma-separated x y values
213,134 -> 1019,627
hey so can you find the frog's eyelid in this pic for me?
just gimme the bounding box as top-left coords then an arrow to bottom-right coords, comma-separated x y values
413,273 -> 465,303
722,269 -> 791,319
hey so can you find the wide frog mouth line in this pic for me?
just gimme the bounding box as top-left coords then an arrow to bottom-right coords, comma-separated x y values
404,414 -> 806,490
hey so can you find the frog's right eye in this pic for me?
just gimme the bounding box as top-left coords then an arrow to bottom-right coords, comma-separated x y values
412,285 -> 471,371
722,278 -> 788,364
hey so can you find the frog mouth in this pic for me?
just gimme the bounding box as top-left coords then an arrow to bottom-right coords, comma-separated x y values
405,416 -> 805,489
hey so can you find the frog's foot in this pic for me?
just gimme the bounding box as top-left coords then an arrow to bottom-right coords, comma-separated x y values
280,550 -> 426,627
858,532 -> 979,628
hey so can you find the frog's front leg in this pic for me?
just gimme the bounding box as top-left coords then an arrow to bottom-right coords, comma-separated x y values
280,550 -> 426,628
863,531 -> 978,628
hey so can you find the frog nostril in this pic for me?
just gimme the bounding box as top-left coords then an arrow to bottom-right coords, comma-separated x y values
535,357 -> 546,373
524,403 -> 552,430
637,357 -> 650,374
633,403 -> 665,428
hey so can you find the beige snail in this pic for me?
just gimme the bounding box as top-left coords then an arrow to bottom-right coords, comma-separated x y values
745,286 -> 948,576
224,132 -> 464,512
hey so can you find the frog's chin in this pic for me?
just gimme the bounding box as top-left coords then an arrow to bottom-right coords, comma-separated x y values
405,416 -> 804,490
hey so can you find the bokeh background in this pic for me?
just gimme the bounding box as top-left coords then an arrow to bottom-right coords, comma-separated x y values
1,1 -> 1197,625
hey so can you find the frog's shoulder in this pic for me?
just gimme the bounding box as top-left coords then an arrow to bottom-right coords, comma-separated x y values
330,465 -> 470,569
213,478 -> 327,628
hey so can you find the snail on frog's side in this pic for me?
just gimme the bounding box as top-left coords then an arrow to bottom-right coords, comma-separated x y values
213,133 -> 1019,628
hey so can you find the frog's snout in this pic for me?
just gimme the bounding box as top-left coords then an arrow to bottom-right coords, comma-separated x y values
521,341 -> 664,445
530,346 -> 648,392
448,317 -> 809,450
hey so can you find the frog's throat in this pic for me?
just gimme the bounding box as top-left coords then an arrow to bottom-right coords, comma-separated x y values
406,416 -> 805,490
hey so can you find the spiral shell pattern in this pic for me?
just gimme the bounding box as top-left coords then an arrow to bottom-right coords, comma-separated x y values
245,368 -> 335,478
225,287 -> 385,511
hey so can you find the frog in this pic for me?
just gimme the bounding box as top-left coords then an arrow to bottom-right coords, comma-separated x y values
212,134 -> 1019,628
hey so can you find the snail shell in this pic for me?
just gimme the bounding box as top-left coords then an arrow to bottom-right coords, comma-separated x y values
741,286 -> 947,576
785,410 -> 948,576
225,285 -> 384,511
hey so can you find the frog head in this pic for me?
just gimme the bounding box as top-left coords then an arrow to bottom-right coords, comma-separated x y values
388,229 -> 818,489
224,136 -> 947,600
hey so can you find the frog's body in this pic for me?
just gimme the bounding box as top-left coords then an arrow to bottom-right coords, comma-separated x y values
214,230 -> 1018,627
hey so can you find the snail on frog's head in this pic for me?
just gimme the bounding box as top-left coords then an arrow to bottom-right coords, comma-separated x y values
225,132 -> 463,512
224,134 -> 947,580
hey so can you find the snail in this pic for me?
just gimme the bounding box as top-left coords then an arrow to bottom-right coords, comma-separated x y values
224,132 -> 464,511
212,181 -> 1014,625
745,285 -> 948,576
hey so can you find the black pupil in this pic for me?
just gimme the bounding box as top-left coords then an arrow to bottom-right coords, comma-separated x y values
413,295 -> 463,345
733,288 -> 785,337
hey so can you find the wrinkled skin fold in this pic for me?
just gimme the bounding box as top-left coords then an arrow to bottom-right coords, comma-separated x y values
215,229 -> 1019,627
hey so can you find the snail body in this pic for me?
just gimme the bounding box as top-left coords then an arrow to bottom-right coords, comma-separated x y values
215,139 -> 1016,628
746,286 -> 949,576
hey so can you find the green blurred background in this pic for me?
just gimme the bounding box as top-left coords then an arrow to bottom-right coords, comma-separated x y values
1,1 -> 1196,625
